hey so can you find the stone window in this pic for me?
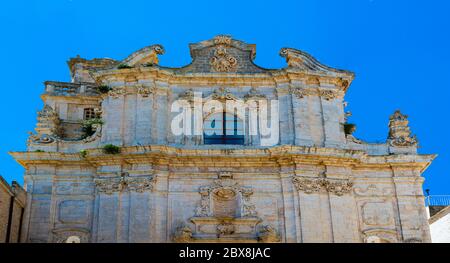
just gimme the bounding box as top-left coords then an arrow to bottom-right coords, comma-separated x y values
204,112 -> 244,145
65,236 -> 81,243
83,108 -> 96,120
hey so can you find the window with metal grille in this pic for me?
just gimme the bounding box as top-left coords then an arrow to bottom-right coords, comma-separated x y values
204,112 -> 244,145
83,108 -> 96,120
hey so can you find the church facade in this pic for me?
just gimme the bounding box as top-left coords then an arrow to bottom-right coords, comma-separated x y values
11,36 -> 435,243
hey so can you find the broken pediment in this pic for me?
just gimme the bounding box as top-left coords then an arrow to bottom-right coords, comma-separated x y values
72,35 -> 354,83
279,47 -> 354,78
121,44 -> 165,67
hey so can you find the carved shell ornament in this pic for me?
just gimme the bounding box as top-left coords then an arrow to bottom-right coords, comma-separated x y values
210,46 -> 238,72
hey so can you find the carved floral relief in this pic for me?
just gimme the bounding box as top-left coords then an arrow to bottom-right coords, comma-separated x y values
94,172 -> 156,194
292,176 -> 353,196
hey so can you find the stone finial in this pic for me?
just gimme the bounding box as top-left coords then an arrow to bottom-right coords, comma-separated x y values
35,105 -> 60,134
388,110 -> 418,147
28,105 -> 62,144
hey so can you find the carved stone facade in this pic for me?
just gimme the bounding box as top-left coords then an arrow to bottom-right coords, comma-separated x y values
11,36 -> 434,243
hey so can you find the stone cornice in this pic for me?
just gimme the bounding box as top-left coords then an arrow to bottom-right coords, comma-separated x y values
9,145 -> 435,172
91,67 -> 353,92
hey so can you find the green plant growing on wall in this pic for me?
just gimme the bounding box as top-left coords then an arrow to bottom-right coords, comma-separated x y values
96,85 -> 111,94
343,123 -> 356,135
79,150 -> 88,158
117,63 -> 132,69
82,118 -> 104,138
102,144 -> 120,154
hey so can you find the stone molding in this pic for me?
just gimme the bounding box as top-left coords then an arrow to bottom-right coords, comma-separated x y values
10,145 -> 436,173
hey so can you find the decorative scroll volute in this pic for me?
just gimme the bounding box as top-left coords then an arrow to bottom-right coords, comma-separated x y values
210,45 -> 238,72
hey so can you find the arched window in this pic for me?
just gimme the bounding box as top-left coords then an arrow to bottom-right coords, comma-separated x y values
204,112 -> 244,145
65,236 -> 81,243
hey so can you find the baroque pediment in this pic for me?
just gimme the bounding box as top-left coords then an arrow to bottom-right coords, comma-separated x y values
87,35 -> 354,85
178,35 -> 265,74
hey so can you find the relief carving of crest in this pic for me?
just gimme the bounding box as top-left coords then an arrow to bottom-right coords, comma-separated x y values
361,201 -> 395,226
210,46 -> 238,72
195,177 -> 257,218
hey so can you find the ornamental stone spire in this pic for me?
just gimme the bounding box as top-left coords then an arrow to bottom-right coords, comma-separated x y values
387,110 -> 418,147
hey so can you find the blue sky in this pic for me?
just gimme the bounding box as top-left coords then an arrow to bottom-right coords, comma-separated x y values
0,0 -> 449,194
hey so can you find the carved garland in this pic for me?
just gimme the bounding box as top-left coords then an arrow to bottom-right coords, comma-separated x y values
94,172 -> 156,194
136,85 -> 155,97
107,85 -> 157,99
290,88 -> 341,100
108,87 -> 127,99
292,176 -> 353,196
290,87 -> 316,99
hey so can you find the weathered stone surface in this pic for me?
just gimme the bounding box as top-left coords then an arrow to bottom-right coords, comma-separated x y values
9,36 -> 435,243
0,177 -> 26,243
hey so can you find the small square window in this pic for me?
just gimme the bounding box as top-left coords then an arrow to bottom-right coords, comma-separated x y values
83,108 -> 96,120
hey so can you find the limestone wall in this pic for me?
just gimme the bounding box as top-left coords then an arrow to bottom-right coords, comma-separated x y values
0,177 -> 26,243
19,154 -> 431,243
